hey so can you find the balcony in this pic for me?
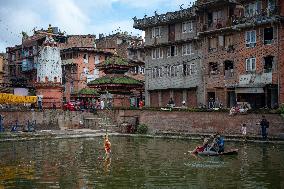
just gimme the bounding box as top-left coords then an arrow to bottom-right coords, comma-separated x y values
22,59 -> 36,72
233,7 -> 280,28
62,59 -> 76,65
133,7 -> 195,30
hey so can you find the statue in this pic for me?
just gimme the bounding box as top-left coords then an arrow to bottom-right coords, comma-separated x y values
21,31 -> 29,39
154,10 -> 158,17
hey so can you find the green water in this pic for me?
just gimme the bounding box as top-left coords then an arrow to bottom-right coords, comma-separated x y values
0,136 -> 283,189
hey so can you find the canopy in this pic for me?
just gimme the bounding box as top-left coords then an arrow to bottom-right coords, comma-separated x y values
235,88 -> 264,94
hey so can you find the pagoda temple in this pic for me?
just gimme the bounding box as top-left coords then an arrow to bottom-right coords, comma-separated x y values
35,24 -> 63,108
87,55 -> 143,108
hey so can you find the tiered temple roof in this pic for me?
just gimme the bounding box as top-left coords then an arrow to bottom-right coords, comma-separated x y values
88,55 -> 143,94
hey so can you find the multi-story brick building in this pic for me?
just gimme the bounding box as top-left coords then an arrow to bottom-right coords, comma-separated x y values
61,47 -> 113,102
133,7 -> 205,107
197,0 -> 284,108
134,0 -> 284,109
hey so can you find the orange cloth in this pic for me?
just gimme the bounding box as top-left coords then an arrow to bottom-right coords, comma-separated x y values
104,140 -> 111,153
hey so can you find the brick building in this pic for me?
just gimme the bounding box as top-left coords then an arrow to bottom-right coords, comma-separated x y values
133,7 -> 204,108
197,0 -> 283,109
61,47 -> 112,102
134,0 -> 284,109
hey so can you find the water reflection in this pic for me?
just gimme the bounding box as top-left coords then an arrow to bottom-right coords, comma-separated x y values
0,137 -> 283,188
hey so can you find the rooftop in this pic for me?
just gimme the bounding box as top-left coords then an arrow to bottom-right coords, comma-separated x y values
88,75 -> 143,86
133,7 -> 196,30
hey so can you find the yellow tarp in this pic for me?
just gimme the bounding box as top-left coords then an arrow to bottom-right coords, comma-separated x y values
0,93 -> 37,104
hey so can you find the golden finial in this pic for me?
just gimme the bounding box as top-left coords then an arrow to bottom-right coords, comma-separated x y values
47,24 -> 53,34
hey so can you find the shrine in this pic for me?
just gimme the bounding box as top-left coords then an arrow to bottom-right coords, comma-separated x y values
88,55 -> 143,108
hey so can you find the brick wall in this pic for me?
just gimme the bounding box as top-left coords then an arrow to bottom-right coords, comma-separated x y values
113,110 -> 284,137
279,21 -> 284,104
60,35 -> 96,49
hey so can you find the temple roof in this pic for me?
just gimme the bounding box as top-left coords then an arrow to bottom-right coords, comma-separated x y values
96,55 -> 133,74
78,88 -> 99,96
88,75 -> 143,86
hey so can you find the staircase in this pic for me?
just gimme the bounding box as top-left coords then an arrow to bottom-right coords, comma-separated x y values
83,109 -> 118,132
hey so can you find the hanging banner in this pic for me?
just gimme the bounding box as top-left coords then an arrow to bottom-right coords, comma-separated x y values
0,93 -> 37,104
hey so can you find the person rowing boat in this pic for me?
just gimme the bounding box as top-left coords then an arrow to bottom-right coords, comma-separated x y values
191,134 -> 237,156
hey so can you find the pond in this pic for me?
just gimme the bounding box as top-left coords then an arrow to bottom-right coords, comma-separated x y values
0,136 -> 284,188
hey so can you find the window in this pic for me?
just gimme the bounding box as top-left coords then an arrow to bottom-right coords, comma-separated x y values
208,37 -> 217,52
224,60 -> 234,77
152,48 -> 163,59
170,66 -> 178,77
190,64 -> 196,75
224,35 -> 233,49
182,21 -> 193,33
152,27 -> 161,38
245,57 -> 256,72
212,10 -> 223,28
140,67 -> 145,74
182,44 -> 193,56
167,46 -> 178,57
83,53 -> 88,63
152,68 -> 156,78
218,35 -> 224,47
152,49 -> 156,59
158,67 -> 162,77
208,12 -> 213,26
264,56 -> 273,73
244,1 -> 261,17
209,62 -> 219,75
167,66 -> 171,77
183,64 -> 196,76
246,30 -> 256,48
268,0 -> 276,14
264,27 -> 273,45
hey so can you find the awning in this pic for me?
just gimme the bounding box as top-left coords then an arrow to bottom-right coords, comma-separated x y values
235,88 -> 264,94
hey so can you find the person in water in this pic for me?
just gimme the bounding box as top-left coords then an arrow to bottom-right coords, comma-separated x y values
104,134 -> 111,159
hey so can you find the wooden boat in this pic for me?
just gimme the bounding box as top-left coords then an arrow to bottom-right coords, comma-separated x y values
197,148 -> 238,156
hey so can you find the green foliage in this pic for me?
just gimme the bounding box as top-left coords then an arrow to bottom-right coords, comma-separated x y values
88,76 -> 142,85
104,56 -> 128,66
78,88 -> 98,95
137,124 -> 148,134
277,104 -> 284,114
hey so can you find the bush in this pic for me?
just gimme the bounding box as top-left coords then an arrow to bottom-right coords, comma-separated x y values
137,124 -> 148,134
278,104 -> 284,114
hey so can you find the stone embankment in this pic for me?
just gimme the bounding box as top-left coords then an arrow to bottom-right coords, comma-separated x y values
0,109 -> 284,140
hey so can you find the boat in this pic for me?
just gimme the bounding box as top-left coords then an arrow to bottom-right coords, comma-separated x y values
196,148 -> 238,156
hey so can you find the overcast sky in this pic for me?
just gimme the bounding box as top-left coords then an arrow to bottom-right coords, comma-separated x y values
0,0 -> 195,52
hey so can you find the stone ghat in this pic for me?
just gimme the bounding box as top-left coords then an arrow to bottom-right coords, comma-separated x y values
109,109 -> 284,138
0,109 -> 284,138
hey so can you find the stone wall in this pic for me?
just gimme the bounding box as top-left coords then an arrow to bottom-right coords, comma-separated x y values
111,110 -> 284,137
1,110 -> 283,138
0,110 -> 94,130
